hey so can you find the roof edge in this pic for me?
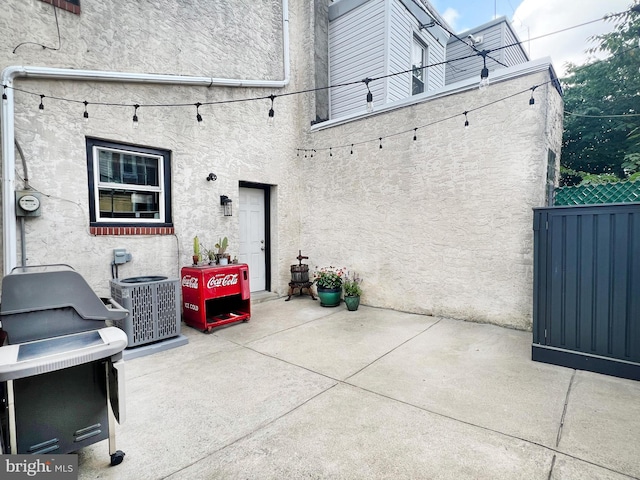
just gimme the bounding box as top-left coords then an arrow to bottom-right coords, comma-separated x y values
312,57 -> 560,132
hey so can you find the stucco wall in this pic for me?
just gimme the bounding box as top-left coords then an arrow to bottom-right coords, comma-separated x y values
1,0 -> 284,78
1,0 -> 305,298
301,71 -> 563,330
1,1 -> 563,330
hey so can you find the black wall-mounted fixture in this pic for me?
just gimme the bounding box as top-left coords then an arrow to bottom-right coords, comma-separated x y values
220,195 -> 232,216
206,173 -> 217,182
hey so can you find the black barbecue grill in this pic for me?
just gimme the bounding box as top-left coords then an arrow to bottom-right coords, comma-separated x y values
0,265 -> 129,465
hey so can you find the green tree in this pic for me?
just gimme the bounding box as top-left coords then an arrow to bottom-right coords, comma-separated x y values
560,3 -> 640,185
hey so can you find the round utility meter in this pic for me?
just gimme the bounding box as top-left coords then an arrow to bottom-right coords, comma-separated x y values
18,194 -> 40,212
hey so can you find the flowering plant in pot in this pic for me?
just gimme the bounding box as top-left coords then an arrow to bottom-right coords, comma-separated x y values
342,272 -> 362,311
313,266 -> 345,307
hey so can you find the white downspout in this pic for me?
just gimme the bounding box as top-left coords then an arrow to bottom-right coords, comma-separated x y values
1,0 -> 289,276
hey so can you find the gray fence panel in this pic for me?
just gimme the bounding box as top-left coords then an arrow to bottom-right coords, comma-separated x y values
533,203 -> 640,380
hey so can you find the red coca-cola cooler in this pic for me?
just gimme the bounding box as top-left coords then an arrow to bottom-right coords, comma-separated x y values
180,264 -> 251,332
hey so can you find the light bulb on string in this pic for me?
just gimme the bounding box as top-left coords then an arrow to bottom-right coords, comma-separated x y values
195,102 -> 204,127
38,95 -> 45,114
413,128 -> 418,141
350,144 -> 354,155
479,51 -> 489,91
83,101 -> 89,121
363,78 -> 374,113
329,147 -> 333,157
379,137 -> 383,149
529,86 -> 538,108
2,85 -> 7,104
267,95 -> 275,126
132,104 -> 140,129
463,111 -> 470,129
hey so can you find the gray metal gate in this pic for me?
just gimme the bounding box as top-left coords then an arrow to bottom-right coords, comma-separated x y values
533,203 -> 640,380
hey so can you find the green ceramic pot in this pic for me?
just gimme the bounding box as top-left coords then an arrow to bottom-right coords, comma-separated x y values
344,295 -> 360,311
316,286 -> 341,307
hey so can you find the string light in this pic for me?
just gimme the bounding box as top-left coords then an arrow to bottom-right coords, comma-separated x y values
195,102 -> 203,126
1,8 -> 630,134
379,137 -> 383,149
268,95 -> 275,126
132,104 -> 139,129
38,95 -> 45,113
363,78 -> 373,113
529,86 -> 538,108
297,79 -> 566,155
2,85 -> 7,104
413,128 -> 417,141
83,101 -> 89,121
479,51 -> 489,91
329,147 -> 333,157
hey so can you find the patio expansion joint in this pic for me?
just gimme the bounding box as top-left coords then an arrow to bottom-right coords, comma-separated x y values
221,317 -> 444,386
160,383 -> 340,480
343,318 -> 444,381
237,308 -> 347,346
341,380 -> 639,480
555,370 -> 576,448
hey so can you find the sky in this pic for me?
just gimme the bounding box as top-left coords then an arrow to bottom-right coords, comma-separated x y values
430,0 -> 633,77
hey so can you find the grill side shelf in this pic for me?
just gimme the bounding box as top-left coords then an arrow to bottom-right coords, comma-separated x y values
0,327 -> 127,382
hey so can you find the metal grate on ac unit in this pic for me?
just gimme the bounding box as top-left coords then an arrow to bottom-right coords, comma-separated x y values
110,276 -> 181,348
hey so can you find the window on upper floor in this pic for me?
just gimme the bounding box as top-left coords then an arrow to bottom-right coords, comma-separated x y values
86,138 -> 173,230
412,38 -> 427,95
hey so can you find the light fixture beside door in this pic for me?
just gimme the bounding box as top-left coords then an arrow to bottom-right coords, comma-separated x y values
220,195 -> 233,216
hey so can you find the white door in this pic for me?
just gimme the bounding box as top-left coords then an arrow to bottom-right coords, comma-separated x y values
239,187 -> 266,292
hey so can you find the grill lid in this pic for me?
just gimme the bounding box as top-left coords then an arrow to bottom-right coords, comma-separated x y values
1,266 -> 127,321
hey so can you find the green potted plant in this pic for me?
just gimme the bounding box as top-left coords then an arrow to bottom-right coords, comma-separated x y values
343,272 -> 362,311
313,266 -> 345,307
193,236 -> 201,265
215,237 -> 229,265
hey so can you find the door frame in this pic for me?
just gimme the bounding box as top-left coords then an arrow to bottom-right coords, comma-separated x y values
239,181 -> 271,291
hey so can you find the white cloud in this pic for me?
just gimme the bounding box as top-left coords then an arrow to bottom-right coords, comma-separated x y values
441,7 -> 460,31
512,0 -> 631,77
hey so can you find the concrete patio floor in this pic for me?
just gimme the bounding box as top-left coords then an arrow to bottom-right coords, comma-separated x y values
78,297 -> 640,479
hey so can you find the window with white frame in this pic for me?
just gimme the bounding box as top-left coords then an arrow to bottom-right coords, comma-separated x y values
86,138 -> 172,226
412,38 -> 427,95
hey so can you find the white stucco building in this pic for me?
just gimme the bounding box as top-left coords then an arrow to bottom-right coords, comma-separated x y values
0,0 -> 562,330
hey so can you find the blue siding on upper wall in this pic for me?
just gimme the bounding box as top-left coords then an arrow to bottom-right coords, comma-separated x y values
329,0 -> 448,119
329,0 -> 386,118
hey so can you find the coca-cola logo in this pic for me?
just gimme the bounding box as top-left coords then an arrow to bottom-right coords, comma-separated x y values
181,275 -> 199,289
207,273 -> 239,289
